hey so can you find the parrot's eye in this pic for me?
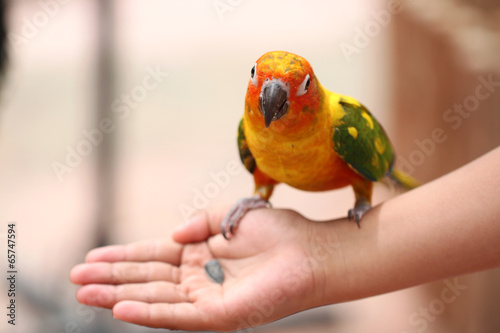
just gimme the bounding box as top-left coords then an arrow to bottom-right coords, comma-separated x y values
296,74 -> 311,96
250,63 -> 258,86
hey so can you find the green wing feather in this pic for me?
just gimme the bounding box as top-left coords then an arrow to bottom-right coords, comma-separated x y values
237,118 -> 256,174
332,99 -> 394,181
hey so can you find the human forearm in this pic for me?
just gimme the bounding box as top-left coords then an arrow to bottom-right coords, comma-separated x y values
314,147 -> 500,305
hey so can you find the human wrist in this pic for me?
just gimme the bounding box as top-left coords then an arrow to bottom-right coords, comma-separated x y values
304,218 -> 356,307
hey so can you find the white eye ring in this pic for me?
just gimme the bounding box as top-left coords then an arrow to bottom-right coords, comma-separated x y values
296,74 -> 310,96
250,63 -> 258,86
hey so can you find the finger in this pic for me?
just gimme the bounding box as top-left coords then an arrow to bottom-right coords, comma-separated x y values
173,207 -> 229,244
76,281 -> 189,308
113,300 -> 227,331
85,239 -> 183,265
70,262 -> 180,285
207,234 -> 240,258
206,209 -> 273,258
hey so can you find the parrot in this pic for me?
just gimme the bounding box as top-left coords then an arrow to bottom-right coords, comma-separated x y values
220,51 -> 419,239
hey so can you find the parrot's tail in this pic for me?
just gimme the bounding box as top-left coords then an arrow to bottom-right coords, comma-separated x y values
387,168 -> 420,190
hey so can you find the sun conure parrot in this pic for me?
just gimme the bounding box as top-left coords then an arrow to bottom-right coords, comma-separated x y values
220,51 -> 419,239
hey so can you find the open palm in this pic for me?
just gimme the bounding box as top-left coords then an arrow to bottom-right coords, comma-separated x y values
70,208 -> 327,331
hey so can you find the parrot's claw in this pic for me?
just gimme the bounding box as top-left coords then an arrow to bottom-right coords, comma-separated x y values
348,200 -> 372,228
221,195 -> 271,239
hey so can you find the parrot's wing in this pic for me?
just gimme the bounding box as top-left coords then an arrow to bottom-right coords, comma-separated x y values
332,98 -> 394,181
238,118 -> 256,174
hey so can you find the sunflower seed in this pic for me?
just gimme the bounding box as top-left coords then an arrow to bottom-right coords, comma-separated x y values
205,259 -> 224,284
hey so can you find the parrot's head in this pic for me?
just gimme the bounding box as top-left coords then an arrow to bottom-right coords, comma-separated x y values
245,51 -> 321,133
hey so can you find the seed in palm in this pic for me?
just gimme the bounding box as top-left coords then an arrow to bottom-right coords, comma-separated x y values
204,259 -> 224,284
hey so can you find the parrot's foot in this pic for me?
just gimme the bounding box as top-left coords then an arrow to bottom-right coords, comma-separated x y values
348,200 -> 372,228
221,195 -> 271,239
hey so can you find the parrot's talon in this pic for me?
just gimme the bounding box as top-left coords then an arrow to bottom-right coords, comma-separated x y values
348,200 -> 371,227
348,209 -> 361,228
221,195 -> 270,239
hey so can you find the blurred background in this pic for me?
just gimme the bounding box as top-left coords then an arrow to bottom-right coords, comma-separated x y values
0,0 -> 499,332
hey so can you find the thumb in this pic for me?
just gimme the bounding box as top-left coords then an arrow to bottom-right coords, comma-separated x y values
172,207 -> 229,243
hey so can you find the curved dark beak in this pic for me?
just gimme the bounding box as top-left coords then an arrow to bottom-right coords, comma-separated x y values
259,80 -> 289,128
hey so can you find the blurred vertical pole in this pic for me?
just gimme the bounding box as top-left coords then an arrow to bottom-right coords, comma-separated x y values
0,0 -> 6,78
95,0 -> 115,247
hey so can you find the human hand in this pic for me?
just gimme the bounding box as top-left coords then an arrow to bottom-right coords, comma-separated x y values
70,208 -> 344,331
70,147 -> 500,331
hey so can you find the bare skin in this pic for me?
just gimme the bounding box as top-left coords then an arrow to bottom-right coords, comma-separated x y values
70,147 -> 500,332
